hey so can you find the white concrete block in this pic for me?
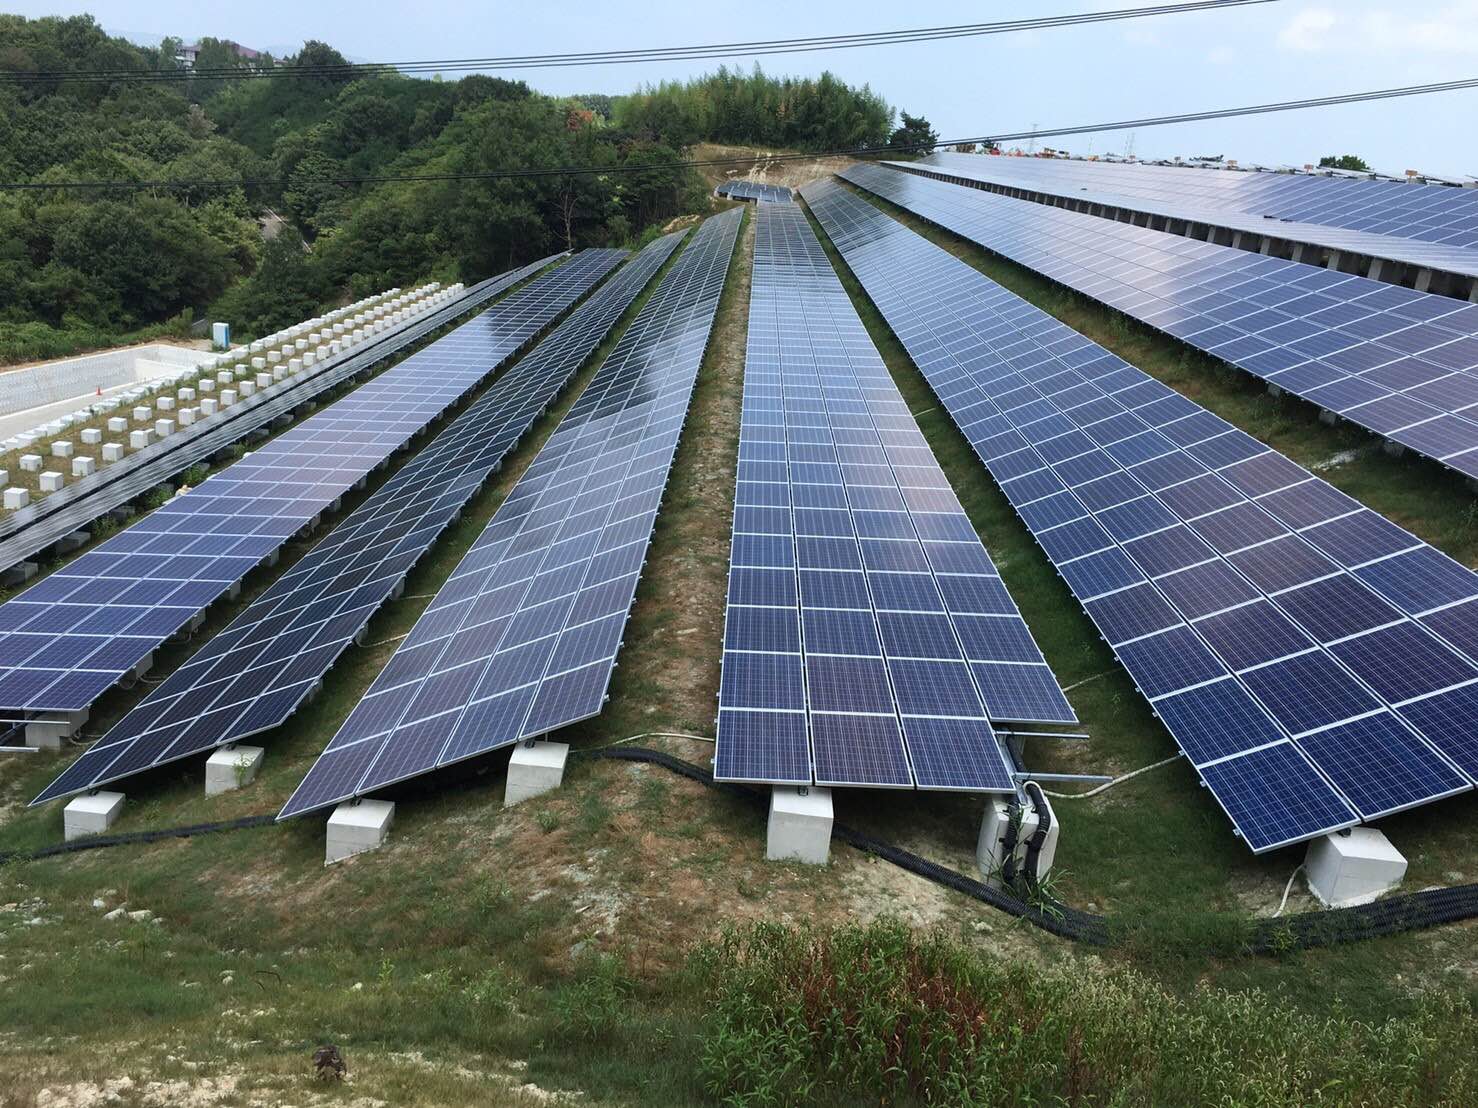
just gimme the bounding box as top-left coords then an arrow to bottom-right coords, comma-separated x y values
0,469 -> 6,487
19,454 -> 41,473
64,791 -> 125,841
218,370 -> 233,384
504,740 -> 570,807
255,372 -> 272,389
81,428 -> 102,445
129,430 -> 152,450
1305,827 -> 1407,907
157,395 -> 176,411
238,381 -> 255,398
38,471 -> 63,493
26,708 -> 88,750
199,378 -> 216,393
325,799 -> 395,864
303,353 -> 316,368
766,786 -> 833,865
101,443 -> 125,463
178,387 -> 195,402
3,487 -> 29,509
178,407 -> 196,426
200,398 -> 218,416
50,440 -> 74,458
131,406 -> 152,423
267,350 -> 281,365
252,356 -> 267,371
71,456 -> 95,478
106,417 -> 127,434
154,419 -> 174,438
220,390 -> 237,406
205,745 -> 265,795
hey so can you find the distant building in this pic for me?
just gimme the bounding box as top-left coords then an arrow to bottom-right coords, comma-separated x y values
175,41 -> 264,70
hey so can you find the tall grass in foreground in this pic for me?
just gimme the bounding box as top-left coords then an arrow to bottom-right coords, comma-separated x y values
694,919 -> 1476,1106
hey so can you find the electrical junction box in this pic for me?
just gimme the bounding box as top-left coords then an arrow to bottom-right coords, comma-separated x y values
977,790 -> 1060,887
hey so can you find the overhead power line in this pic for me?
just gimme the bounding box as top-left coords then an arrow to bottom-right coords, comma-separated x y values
0,1 -> 1277,84
4,75 -> 1474,194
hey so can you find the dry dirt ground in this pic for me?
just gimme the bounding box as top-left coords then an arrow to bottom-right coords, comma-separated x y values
692,141 -> 860,197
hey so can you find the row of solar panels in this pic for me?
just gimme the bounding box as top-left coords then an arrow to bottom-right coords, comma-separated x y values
905,156 -> 1478,285
717,181 -> 795,204
714,201 -> 1071,794
0,266 -> 549,574
920,152 -> 1478,254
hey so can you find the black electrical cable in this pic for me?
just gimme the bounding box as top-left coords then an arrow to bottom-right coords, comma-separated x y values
5,75 -> 1474,195
0,2 -> 1278,84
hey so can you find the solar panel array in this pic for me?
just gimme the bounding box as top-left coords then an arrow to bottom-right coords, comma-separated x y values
806,177 -> 1478,852
0,264 -> 545,576
921,152 -> 1478,251
714,202 -> 1072,793
842,164 -> 1478,482
32,242 -> 690,806
278,207 -> 744,820
0,253 -> 596,720
903,156 -> 1478,280
717,181 -> 795,204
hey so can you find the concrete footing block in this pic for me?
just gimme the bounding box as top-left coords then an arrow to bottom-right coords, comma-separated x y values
205,745 -> 265,795
64,791 -> 125,841
0,560 -> 37,586
325,799 -> 395,863
505,740 -> 569,806
766,786 -> 833,865
27,708 -> 89,750
1305,827 -> 1407,907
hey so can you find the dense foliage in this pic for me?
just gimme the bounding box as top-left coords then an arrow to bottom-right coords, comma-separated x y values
697,919 -> 1478,1106
3,18 -> 886,362
1320,153 -> 1373,172
614,67 -> 892,151
889,111 -> 940,155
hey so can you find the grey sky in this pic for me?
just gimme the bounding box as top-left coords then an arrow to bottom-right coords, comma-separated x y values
11,0 -> 1478,176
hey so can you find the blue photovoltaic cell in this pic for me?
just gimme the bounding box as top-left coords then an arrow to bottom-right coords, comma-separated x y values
33,241 -> 683,807
897,153 -> 1478,279
805,176 -> 1478,852
841,163 -> 1478,483
713,202 -> 1073,794
0,254 -> 563,718
278,208 -> 743,820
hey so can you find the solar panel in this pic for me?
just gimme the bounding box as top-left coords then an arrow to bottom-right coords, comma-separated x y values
805,176 -> 1478,852
916,152 -> 1478,258
277,207 -> 744,820
713,201 -> 1071,793
840,164 -> 1478,483
30,242 -> 689,806
717,181 -> 795,204
0,253 -> 601,720
898,156 -> 1478,280
0,264 -> 547,577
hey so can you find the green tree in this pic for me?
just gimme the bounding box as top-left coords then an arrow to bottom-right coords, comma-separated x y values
1318,154 -> 1372,172
888,111 -> 938,155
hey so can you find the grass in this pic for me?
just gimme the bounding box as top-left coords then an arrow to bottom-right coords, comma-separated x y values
4,183 -> 1478,1102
